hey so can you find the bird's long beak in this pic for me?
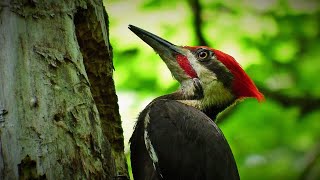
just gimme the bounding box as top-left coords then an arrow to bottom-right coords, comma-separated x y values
128,25 -> 184,56
128,25 -> 194,81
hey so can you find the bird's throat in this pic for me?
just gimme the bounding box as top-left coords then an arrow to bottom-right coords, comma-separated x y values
155,79 -> 236,120
177,98 -> 235,120
156,92 -> 235,120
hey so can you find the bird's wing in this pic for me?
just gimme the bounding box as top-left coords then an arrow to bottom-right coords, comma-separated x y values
145,100 -> 240,180
130,107 -> 160,180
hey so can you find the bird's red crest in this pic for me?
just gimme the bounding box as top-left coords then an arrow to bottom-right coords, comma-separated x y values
212,49 -> 264,101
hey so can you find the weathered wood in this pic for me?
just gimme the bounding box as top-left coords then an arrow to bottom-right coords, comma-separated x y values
0,0 -> 127,179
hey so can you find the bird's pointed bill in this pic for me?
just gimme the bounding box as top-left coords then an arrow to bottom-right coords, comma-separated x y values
129,25 -> 197,81
128,25 -> 184,55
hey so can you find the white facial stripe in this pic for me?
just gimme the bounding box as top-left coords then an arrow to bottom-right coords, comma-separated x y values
178,51 -> 234,109
185,51 -> 218,83
180,79 -> 197,98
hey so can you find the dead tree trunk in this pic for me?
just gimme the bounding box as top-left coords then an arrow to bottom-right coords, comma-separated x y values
0,0 -> 127,179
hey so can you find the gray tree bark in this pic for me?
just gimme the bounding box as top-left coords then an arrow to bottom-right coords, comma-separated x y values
0,0 -> 127,179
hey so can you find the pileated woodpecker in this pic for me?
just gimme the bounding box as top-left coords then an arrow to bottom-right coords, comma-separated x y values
128,25 -> 264,180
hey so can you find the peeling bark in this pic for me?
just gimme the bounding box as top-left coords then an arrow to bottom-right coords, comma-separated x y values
0,0 -> 127,179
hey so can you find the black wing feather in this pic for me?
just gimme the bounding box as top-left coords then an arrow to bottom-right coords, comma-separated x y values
130,100 -> 239,180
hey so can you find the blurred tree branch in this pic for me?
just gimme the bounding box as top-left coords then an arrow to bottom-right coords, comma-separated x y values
299,142 -> 320,180
260,87 -> 320,115
187,0 -> 209,46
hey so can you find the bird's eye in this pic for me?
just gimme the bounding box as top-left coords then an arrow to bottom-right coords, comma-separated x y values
198,51 -> 208,59
197,49 -> 212,61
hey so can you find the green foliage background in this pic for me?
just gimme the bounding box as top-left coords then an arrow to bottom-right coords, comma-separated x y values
105,0 -> 320,179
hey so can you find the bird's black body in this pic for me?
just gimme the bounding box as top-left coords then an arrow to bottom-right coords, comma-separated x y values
130,100 -> 239,180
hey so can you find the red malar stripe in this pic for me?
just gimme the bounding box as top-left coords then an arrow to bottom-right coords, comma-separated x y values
176,54 -> 198,78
